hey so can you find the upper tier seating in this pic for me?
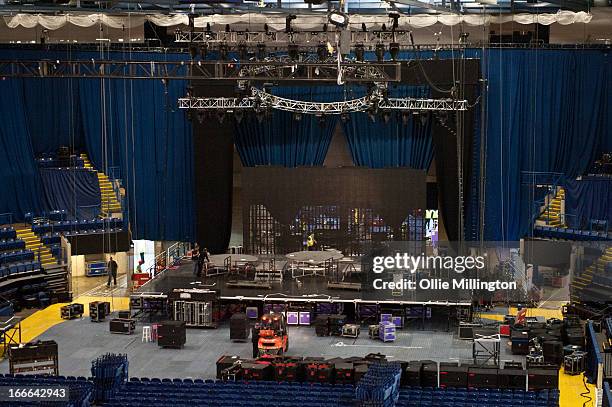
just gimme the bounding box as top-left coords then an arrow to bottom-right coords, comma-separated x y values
32,218 -> 123,235
0,227 -> 16,240
533,225 -> 612,241
0,250 -> 34,266
0,261 -> 42,278
0,239 -> 26,252
25,210 -> 68,223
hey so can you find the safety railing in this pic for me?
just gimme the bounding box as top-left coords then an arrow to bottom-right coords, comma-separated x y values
586,321 -> 605,389
144,242 -> 191,280
521,171 -> 565,228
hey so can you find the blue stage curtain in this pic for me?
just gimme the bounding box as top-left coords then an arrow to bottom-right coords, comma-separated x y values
40,168 -> 101,219
482,49 -> 612,241
342,86 -> 433,169
18,78 -> 84,155
234,86 -> 339,167
0,80 -> 45,221
564,177 -> 612,229
78,75 -> 195,242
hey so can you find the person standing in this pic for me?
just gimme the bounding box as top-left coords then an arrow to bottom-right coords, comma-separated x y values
107,256 -> 118,287
306,233 -> 316,251
251,323 -> 260,358
193,245 -> 200,277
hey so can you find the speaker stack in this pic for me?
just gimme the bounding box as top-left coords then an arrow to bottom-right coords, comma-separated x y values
230,313 -> 250,342
402,361 -> 423,387
157,321 -> 186,348
467,366 -> 499,389
528,368 -> 559,390
421,361 -> 438,387
439,363 -> 468,388
498,366 -> 527,389
314,315 -> 330,336
542,340 -> 564,366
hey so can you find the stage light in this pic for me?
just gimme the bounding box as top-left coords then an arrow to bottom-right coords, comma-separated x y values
362,23 -> 367,32
375,43 -> 385,62
367,109 -> 376,123
206,22 -> 211,32
225,24 -> 231,32
256,110 -> 266,123
401,111 -> 410,125
382,111 -> 391,124
238,42 -> 248,60
200,43 -> 208,59
189,45 -> 199,60
389,42 -> 400,60
216,110 -> 226,123
219,43 -> 228,60
288,43 -> 299,60
285,14 -> 296,33
317,43 -> 328,61
257,43 -> 267,60
323,23 -> 328,32
197,110 -> 205,124
317,114 -> 326,127
293,112 -> 302,121
341,113 -> 350,123
381,23 -> 387,32
437,110 -> 449,125
234,110 -> 244,124
354,43 -> 365,62
264,23 -> 269,34
186,86 -> 193,98
389,11 -> 400,31
188,13 -> 195,31
420,111 -> 430,126
328,10 -> 349,28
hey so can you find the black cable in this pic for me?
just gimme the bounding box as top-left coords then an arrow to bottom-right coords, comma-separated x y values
581,373 -> 592,407
408,32 -> 454,95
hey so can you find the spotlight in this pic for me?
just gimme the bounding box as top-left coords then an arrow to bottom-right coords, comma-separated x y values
186,86 -> 193,97
382,111 -> 391,124
328,10 -> 349,28
317,114 -> 326,127
375,43 -> 385,62
256,109 -> 266,123
234,110 -> 244,124
341,113 -> 350,123
367,109 -> 376,123
401,111 -> 410,125
437,110 -> 449,125
323,23 -> 328,32
420,111 -> 429,126
389,42 -> 400,60
354,43 -> 365,62
285,14 -> 296,33
189,45 -> 199,60
264,23 -> 269,34
317,43 -> 328,61
459,32 -> 470,43
219,43 -> 228,60
225,24 -> 231,33
293,112 -> 302,121
256,43 -> 267,60
361,23 -> 367,32
200,43 -> 208,59
216,110 -> 226,123
389,11 -> 400,31
197,110 -> 205,124
288,43 -> 299,60
381,23 -> 387,32
188,13 -> 195,31
206,22 -> 211,32
238,42 -> 248,60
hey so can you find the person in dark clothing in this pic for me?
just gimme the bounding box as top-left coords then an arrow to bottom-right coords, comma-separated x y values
196,254 -> 205,277
107,257 -> 118,287
193,246 -> 200,277
251,324 -> 260,358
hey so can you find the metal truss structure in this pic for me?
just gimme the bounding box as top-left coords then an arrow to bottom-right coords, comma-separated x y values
178,88 -> 467,115
0,59 -> 400,82
176,30 -> 418,47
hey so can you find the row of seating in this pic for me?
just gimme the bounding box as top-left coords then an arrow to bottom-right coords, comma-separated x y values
41,233 -> 62,245
0,375 -> 92,407
0,227 -> 16,240
0,238 -> 25,252
0,261 -> 42,278
534,225 -> 611,241
396,387 -> 559,407
33,218 -> 123,234
25,209 -> 69,223
0,250 -> 34,266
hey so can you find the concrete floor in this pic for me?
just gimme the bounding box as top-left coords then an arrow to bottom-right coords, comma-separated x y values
0,315 -> 523,379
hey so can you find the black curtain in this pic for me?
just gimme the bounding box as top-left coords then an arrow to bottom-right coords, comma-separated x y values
192,82 -> 234,254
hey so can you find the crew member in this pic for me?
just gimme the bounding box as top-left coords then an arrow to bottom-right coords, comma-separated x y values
251,323 -> 261,358
107,256 -> 118,287
193,245 -> 200,276
306,233 -> 316,251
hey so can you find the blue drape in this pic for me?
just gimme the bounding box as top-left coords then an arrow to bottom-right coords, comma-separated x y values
0,80 -> 45,220
78,74 -> 195,242
482,49 -> 612,241
564,177 -> 612,229
40,168 -> 101,219
342,86 -> 433,169
234,86 -> 339,167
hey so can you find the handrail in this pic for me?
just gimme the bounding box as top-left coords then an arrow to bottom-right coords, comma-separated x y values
144,241 -> 191,280
522,171 -> 566,229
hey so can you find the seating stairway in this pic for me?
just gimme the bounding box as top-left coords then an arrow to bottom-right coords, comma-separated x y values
571,246 -> 612,303
80,154 -> 122,216
537,188 -> 565,227
14,227 -> 55,268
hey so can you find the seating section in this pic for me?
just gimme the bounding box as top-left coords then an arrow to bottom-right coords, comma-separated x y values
534,225 -> 612,241
0,238 -> 26,252
33,218 -> 123,236
25,210 -> 68,223
37,156 -> 85,168
397,387 -> 560,407
105,380 -> 356,407
0,227 -> 17,240
0,374 -> 93,407
0,250 -> 34,266
0,261 -> 42,279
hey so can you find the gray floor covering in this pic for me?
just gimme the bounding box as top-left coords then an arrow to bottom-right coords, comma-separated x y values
0,316 -> 524,379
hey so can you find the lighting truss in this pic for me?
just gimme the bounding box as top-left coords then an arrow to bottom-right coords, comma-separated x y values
176,30 -> 417,47
178,87 -> 467,115
0,59 -> 400,82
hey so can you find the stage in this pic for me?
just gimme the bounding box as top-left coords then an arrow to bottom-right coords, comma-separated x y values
138,258 -> 473,306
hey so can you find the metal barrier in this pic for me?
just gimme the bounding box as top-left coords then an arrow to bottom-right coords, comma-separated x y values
586,321 -> 605,388
604,381 -> 612,407
144,242 -> 191,281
